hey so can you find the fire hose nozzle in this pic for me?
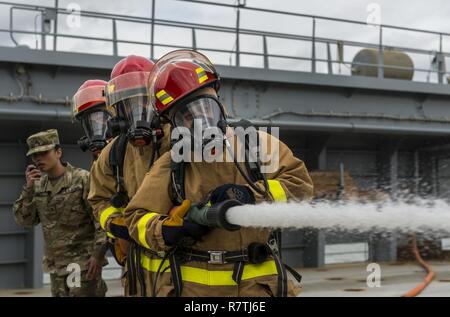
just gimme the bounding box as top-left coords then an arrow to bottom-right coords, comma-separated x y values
186,199 -> 242,231
206,199 -> 242,231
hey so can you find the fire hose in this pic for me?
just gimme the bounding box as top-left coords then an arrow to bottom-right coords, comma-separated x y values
186,200 -> 439,297
402,234 -> 435,297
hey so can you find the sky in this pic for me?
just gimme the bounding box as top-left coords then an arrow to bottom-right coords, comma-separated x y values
1,0 -> 450,82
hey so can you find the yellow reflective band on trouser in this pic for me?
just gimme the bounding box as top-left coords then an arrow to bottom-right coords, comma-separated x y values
140,254 -> 278,286
99,206 -> 123,230
267,179 -> 287,202
156,90 -> 174,105
137,212 -> 159,249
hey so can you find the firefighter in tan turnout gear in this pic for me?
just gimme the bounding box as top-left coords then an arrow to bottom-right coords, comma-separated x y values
124,50 -> 314,297
87,55 -> 169,296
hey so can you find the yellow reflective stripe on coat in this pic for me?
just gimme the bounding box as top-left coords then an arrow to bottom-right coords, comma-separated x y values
99,206 -> 123,230
137,212 -> 159,249
267,179 -> 287,202
140,254 -> 278,286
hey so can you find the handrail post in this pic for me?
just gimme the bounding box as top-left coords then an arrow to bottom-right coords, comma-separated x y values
235,8 -> 240,66
438,33 -> 444,84
9,7 -> 19,46
53,0 -> 58,51
41,12 -> 46,50
378,25 -> 384,79
263,35 -> 268,69
326,42 -> 332,74
150,0 -> 156,60
112,18 -> 118,56
192,28 -> 197,50
311,18 -> 316,73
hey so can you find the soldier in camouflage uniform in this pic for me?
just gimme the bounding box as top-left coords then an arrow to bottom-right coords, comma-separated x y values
12,129 -> 108,297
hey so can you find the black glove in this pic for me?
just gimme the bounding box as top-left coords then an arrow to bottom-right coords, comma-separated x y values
162,220 -> 209,246
109,218 -> 131,241
210,183 -> 255,204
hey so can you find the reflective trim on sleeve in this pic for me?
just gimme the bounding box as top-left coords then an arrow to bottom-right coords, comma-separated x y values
267,179 -> 287,202
99,206 -> 123,230
137,212 -> 159,249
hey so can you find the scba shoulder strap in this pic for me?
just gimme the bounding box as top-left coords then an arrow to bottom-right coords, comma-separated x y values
233,119 -> 264,183
108,133 -> 129,208
170,159 -> 186,206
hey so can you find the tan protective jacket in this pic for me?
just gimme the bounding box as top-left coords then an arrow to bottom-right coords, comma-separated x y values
88,126 -> 170,235
124,131 -> 313,297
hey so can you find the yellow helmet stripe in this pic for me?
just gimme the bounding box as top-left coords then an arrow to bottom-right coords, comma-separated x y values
107,84 -> 115,94
195,67 -> 208,84
156,89 -> 174,105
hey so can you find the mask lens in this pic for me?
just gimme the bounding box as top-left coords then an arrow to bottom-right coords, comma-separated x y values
81,109 -> 111,141
119,96 -> 154,129
173,97 -> 223,134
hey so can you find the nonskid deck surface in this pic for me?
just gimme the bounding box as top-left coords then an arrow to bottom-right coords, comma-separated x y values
0,261 -> 448,297
299,261 -> 450,297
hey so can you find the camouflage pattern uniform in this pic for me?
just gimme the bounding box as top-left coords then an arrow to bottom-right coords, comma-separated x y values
12,129 -> 108,297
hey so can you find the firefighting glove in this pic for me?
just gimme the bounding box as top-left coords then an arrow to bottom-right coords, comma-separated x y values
111,239 -> 129,266
210,183 -> 255,205
162,199 -> 209,246
109,217 -> 131,241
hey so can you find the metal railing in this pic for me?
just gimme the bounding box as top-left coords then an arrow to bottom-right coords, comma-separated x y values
1,0 -> 449,83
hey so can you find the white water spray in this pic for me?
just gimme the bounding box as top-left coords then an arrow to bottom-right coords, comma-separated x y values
226,199 -> 450,235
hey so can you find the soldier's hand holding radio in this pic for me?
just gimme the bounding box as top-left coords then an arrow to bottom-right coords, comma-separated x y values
25,164 -> 41,189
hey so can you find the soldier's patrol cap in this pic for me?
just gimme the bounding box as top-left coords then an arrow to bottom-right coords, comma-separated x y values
26,129 -> 60,156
